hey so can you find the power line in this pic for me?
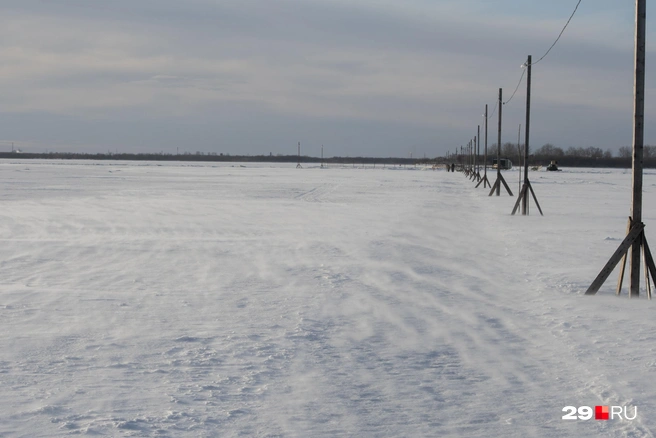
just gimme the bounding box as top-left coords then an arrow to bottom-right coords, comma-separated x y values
503,68 -> 526,106
503,0 -> 582,106
486,100 -> 498,119
471,0 -> 582,148
532,0 -> 583,66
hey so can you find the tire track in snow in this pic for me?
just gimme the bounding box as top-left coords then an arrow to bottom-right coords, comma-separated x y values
294,183 -> 340,203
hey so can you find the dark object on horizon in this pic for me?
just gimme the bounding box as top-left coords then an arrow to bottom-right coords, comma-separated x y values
492,158 -> 512,170
546,160 -> 561,171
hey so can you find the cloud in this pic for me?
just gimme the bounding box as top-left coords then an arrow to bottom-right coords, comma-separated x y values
0,0 -> 653,154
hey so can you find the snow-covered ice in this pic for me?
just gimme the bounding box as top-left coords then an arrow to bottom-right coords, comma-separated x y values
1,160 -> 655,437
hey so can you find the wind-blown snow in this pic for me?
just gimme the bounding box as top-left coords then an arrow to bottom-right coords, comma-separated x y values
1,160 -> 655,437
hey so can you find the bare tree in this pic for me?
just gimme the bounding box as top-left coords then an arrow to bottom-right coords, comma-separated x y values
618,146 -> 632,158
585,147 -> 604,158
566,146 -> 582,157
502,142 -> 517,158
535,143 -> 564,157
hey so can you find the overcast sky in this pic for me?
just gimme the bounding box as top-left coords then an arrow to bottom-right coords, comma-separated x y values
1,0 -> 654,157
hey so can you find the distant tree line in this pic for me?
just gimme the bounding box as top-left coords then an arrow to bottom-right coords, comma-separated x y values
451,143 -> 656,168
3,144 -> 656,168
0,151 -> 420,166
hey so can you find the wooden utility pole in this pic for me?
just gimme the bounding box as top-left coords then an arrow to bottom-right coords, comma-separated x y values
471,137 -> 476,180
468,140 -> 472,176
518,124 -> 522,193
477,105 -> 491,188
469,138 -> 476,175
470,137 -> 478,181
474,125 -> 481,182
471,133 -> 477,180
512,55 -> 543,215
586,0 -> 655,298
497,89 -> 501,190
630,0 -> 646,297
472,138 -> 475,177
460,145 -> 463,170
466,141 -> 471,176
524,56 -> 531,215
470,140 -> 473,175
296,141 -> 302,168
489,88 -> 513,196
478,125 -> 481,178
320,144 -> 325,168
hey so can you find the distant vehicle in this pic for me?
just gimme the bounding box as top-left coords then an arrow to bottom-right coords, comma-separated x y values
546,160 -> 561,171
492,158 -> 512,170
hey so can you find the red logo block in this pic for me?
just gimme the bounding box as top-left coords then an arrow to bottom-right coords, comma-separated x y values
595,406 -> 609,420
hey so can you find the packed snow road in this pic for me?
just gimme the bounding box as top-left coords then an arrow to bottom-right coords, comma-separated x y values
1,160 -> 655,437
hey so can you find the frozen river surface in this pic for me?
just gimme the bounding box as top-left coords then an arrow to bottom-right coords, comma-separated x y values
1,160 -> 655,437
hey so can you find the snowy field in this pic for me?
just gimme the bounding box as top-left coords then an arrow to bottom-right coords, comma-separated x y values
1,159 -> 656,438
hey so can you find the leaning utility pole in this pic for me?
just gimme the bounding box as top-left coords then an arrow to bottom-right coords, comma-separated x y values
586,0 -> 655,298
490,88 -> 513,196
512,55 -> 543,215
